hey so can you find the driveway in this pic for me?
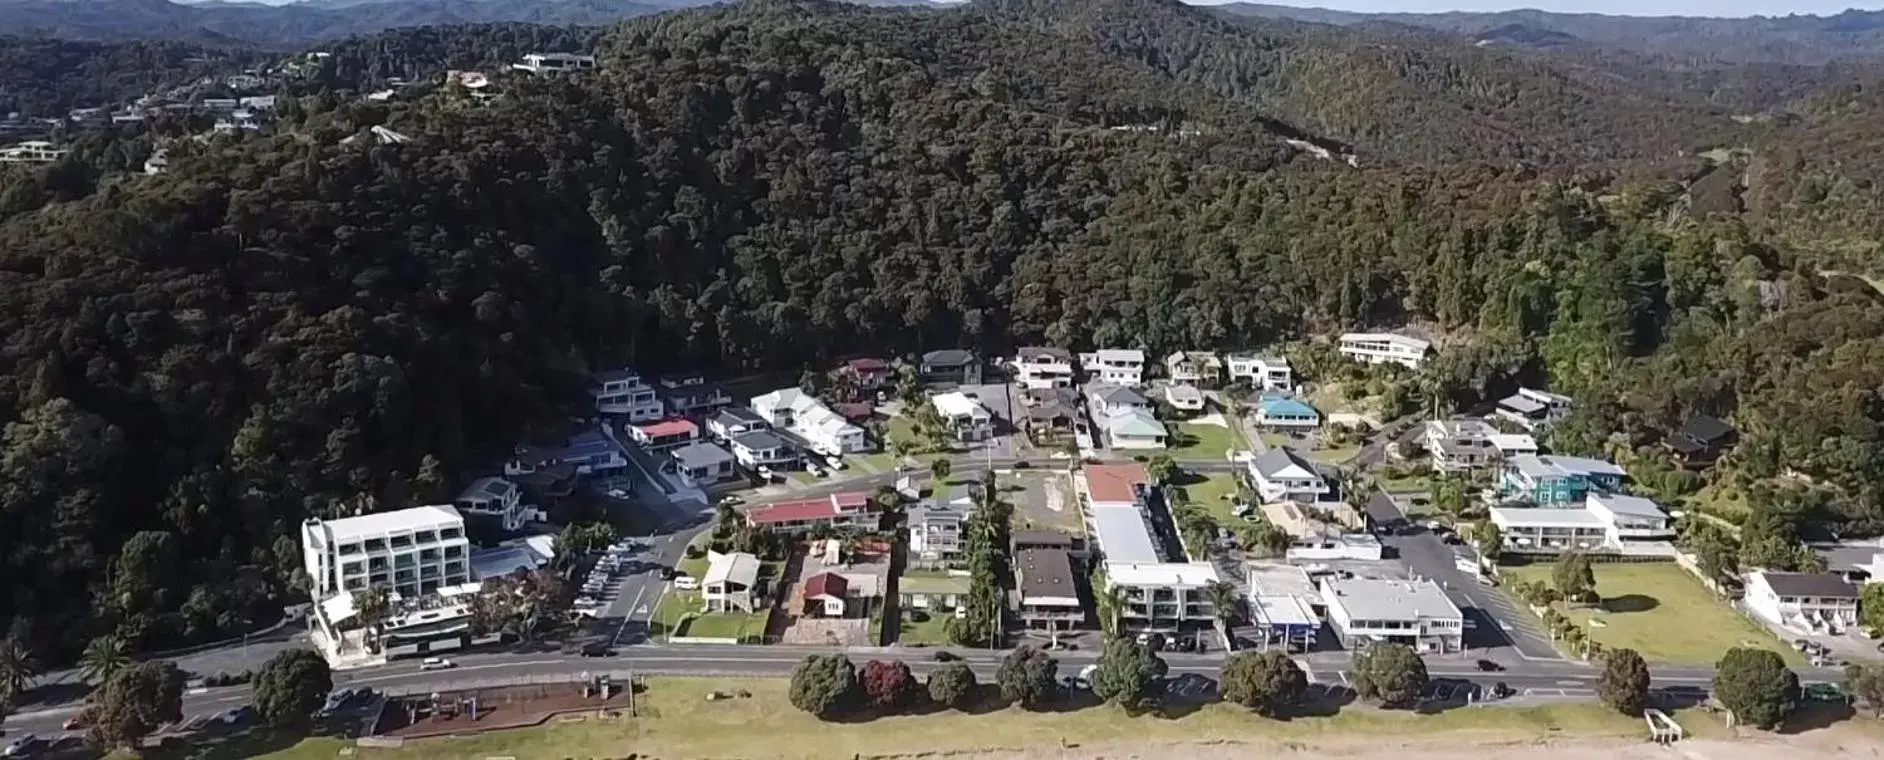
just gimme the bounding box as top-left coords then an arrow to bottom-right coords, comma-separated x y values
1380,524 -> 1561,660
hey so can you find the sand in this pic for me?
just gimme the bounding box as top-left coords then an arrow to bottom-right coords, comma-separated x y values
946,726 -> 1884,760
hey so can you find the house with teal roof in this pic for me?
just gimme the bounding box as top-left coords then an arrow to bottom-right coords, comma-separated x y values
1255,394 -> 1321,429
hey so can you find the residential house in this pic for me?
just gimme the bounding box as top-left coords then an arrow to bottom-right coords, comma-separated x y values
1424,419 -> 1537,471
1020,386 -> 1079,437
1254,394 -> 1321,429
454,476 -> 528,532
1087,384 -> 1150,416
707,407 -> 770,442
751,388 -> 868,455
1164,351 -> 1223,388
1664,415 -> 1739,469
1320,577 -> 1464,653
908,487 -> 971,567
670,441 -> 739,485
590,367 -> 665,421
1015,548 -> 1083,629
920,349 -> 982,385
1249,449 -> 1331,504
729,430 -> 798,470
1013,347 -> 1076,390
1488,493 -> 1669,554
1080,349 -> 1147,386
745,491 -> 876,532
931,391 -> 995,442
550,429 -> 629,477
509,461 -> 578,508
1164,384 -> 1206,412
629,418 -> 699,451
1584,493 -> 1674,541
900,573 -> 972,612
1746,571 -> 1860,632
657,375 -> 732,416
1226,354 -> 1293,392
836,357 -> 894,393
512,52 -> 597,73
1337,332 -> 1432,369
803,572 -> 851,617
1495,387 -> 1574,431
703,551 -> 761,613
0,141 -> 70,163
1499,455 -> 1627,506
1107,562 -> 1223,629
1103,408 -> 1169,450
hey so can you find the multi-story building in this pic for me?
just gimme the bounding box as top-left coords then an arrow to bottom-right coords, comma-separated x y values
931,391 -> 994,442
919,349 -> 982,385
629,418 -> 699,451
728,430 -> 798,470
512,52 -> 597,73
1014,347 -> 1077,390
1336,332 -> 1431,369
1746,572 -> 1860,632
657,375 -> 733,416
590,367 -> 665,421
1248,449 -> 1331,504
453,476 -> 528,532
1320,577 -> 1463,653
707,407 -> 770,442
1499,455 -> 1627,506
745,492 -> 877,533
908,487 -> 971,567
1487,492 -> 1670,554
670,441 -> 739,485
1079,463 -> 1221,629
1226,353 -> 1293,392
1080,349 -> 1146,386
1254,394 -> 1321,429
302,506 -> 472,601
1495,387 -> 1574,431
1015,548 -> 1084,629
1424,419 -> 1538,471
1163,351 -> 1223,388
837,357 -> 894,393
0,141 -> 70,164
751,388 -> 869,455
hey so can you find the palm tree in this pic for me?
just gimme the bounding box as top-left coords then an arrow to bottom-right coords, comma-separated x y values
1203,580 -> 1242,635
1095,583 -> 1125,640
714,502 -> 739,536
0,637 -> 37,704
352,587 -> 392,653
78,634 -> 129,685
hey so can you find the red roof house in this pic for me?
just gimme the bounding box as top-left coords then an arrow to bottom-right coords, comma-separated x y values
629,418 -> 699,450
803,572 -> 851,616
744,491 -> 875,532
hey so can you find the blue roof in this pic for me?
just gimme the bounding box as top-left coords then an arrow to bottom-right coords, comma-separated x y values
1258,394 -> 1318,417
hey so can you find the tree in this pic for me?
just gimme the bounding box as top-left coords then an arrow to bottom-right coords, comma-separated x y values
1552,551 -> 1597,604
558,521 -> 618,555
470,569 -> 568,642
1352,643 -> 1428,707
861,659 -> 922,712
930,457 -> 953,483
1203,580 -> 1242,631
79,634 -> 131,685
1430,476 -> 1466,516
1089,637 -> 1169,711
1094,580 -> 1125,639
352,587 -> 392,653
87,660 -> 184,750
1473,521 -> 1504,559
251,649 -> 333,729
996,645 -> 1058,709
1597,648 -> 1652,716
1713,647 -> 1799,729
1846,663 -> 1884,717
928,661 -> 978,709
1220,651 -> 1307,716
0,637 -> 36,707
789,654 -> 860,719
1145,454 -> 1178,484
1241,521 -> 1292,557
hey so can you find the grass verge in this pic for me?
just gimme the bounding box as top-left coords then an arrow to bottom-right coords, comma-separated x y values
1502,562 -> 1804,665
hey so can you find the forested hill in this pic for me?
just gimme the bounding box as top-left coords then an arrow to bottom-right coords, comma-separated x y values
2,0 -> 1884,667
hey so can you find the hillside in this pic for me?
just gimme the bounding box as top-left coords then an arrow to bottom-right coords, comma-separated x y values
0,0 -> 678,48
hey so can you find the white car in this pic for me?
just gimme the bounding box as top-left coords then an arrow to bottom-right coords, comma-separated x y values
419,657 -> 456,671
673,575 -> 699,591
806,463 -> 825,477
4,735 -> 39,758
608,488 -> 629,498
756,466 -> 776,482
825,456 -> 847,470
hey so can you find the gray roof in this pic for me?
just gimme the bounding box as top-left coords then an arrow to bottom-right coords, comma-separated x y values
1759,572 -> 1860,599
1252,448 -> 1317,480
922,349 -> 976,367
1018,346 -> 1072,362
1507,455 -> 1626,479
670,441 -> 734,469
1498,394 -> 1547,415
713,407 -> 767,427
1589,492 -> 1665,519
1015,548 -> 1077,600
459,476 -> 516,501
731,430 -> 785,451
1089,384 -> 1148,406
1090,506 -> 1162,564
1324,578 -> 1462,621
908,504 -> 966,526
1012,530 -> 1075,548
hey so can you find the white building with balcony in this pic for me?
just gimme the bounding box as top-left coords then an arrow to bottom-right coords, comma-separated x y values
1320,577 -> 1463,653
591,367 -> 665,421
1248,449 -> 1331,504
301,506 -> 476,668
1226,353 -> 1293,392
1080,348 -> 1146,386
1336,332 -> 1431,369
513,52 -> 597,73
1488,492 -> 1671,555
1746,571 -> 1860,633
908,487 -> 971,567
1013,347 -> 1076,389
751,388 -> 868,455
453,476 -> 532,532
931,391 -> 994,442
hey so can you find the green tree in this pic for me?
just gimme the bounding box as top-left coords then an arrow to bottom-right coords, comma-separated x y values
1845,663 -> 1884,717
1713,647 -> 1799,729
1472,521 -> 1504,559
927,661 -> 978,709
1089,637 -> 1168,711
352,587 -> 392,653
1865,584 -> 1884,634
1429,476 -> 1466,516
1241,521 -> 1292,557
996,645 -> 1058,709
1094,579 -> 1125,639
1220,650 -> 1307,716
1145,454 -> 1178,484
1203,580 -> 1242,632
1352,643 -> 1427,708
1597,648 -> 1652,716
251,649 -> 333,729
0,637 -> 36,707
79,633 -> 131,685
87,660 -> 184,750
1552,551 -> 1597,604
930,457 -> 953,484
788,653 -> 860,719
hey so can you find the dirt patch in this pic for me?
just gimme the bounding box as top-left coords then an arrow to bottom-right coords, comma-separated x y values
375,680 -> 633,739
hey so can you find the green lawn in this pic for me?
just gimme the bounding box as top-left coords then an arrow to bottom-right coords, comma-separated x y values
1683,483 -> 1751,524
1374,471 -> 1431,493
649,588 -> 770,642
1259,432 -> 1289,447
224,677 -> 1736,760
1171,422 -> 1239,459
1308,444 -> 1360,464
1172,472 -> 1244,524
896,610 -> 955,645
1503,563 -> 1803,665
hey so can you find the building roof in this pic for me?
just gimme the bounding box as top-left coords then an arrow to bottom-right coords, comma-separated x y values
1363,490 -> 1407,526
901,572 -> 973,596
1165,350 -> 1223,368
922,348 -> 976,367
1015,548 -> 1077,599
834,402 -> 876,421
1757,571 -> 1860,599
713,407 -> 768,428
704,551 -> 761,588
1107,562 -> 1220,587
1026,403 -> 1076,422
1087,348 -> 1145,363
308,505 -> 464,542
1011,530 -> 1075,548
746,492 -> 871,525
1104,407 -> 1167,437
635,418 -> 698,438
1228,352 -> 1289,367
1322,577 -> 1462,620
1257,394 -> 1318,418
468,536 -> 556,579
1251,448 -> 1318,480
1339,332 -> 1432,352
671,441 -> 735,469
1489,506 -> 1608,529
1260,501 -> 1337,539
511,462 -> 577,490
1084,463 -> 1149,503
1246,562 -> 1318,597
932,391 -> 990,419
804,572 -> 848,600
1090,506 -> 1162,564
1089,384 -> 1148,407
1023,386 -> 1078,408
1489,433 -> 1539,453
843,357 -> 889,372
1165,385 -> 1205,404
1507,454 -> 1627,479
1252,594 -> 1319,627
1429,418 -> 1498,439
1497,394 -> 1546,415
1017,346 -> 1072,363
752,387 -> 809,413
731,430 -> 786,452
1588,492 -> 1666,520
591,367 -> 642,384
458,476 -> 516,502
1681,415 -> 1737,445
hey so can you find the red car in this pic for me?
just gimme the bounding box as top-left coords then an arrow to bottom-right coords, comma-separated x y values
62,713 -> 86,730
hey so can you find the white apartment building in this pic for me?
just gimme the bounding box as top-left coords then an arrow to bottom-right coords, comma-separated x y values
1320,577 -> 1464,653
513,52 -> 597,73
1080,349 -> 1146,386
1746,571 -> 1860,633
453,476 -> 529,532
751,388 -> 868,455
591,367 -> 665,421
1080,463 -> 1221,629
302,505 -> 472,601
1488,492 -> 1671,554
1336,332 -> 1432,369
1424,419 -> 1537,471
1013,347 -> 1076,389
1226,353 -> 1293,392
0,141 -> 69,164
908,490 -> 970,567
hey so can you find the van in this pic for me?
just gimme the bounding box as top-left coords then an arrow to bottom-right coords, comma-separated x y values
419,657 -> 456,671
673,575 -> 699,591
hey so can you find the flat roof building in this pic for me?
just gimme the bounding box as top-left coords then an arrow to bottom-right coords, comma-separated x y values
1320,577 -> 1463,653
1015,548 -> 1083,629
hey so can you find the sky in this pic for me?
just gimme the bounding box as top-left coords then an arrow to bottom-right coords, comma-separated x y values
1188,0 -> 1884,17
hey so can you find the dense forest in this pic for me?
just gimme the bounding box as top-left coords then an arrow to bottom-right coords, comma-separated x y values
1,0 -> 1883,666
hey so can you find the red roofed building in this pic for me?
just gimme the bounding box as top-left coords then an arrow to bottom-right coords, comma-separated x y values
629,418 -> 699,451
745,491 -> 875,533
802,572 -> 850,616
1082,463 -> 1150,508
837,357 -> 893,393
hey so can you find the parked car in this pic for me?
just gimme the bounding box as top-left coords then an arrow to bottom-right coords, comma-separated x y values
216,706 -> 252,725
3,734 -> 39,758
61,713 -> 84,731
660,567 -> 678,580
1476,659 -> 1505,672
673,575 -> 699,590
580,642 -> 615,658
716,495 -> 744,508
419,657 -> 456,671
932,651 -> 961,662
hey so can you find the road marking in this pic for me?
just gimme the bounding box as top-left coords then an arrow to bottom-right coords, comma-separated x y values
1338,670 -> 1351,685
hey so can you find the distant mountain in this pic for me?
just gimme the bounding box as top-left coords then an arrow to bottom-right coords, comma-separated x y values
1471,22 -> 1580,50
1211,4 -> 1884,65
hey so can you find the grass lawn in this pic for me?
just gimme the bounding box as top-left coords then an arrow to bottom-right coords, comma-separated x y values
229,677 -> 1732,760
1308,444 -> 1360,464
1683,483 -> 1751,524
1503,562 -> 1803,665
649,589 -> 769,642
896,610 -> 954,645
1375,472 -> 1431,493
1171,422 -> 1239,460
1259,432 -> 1288,447
1172,472 -> 1243,524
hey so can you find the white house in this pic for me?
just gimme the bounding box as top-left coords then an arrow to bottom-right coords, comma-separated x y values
1745,571 -> 1860,633
513,52 -> 596,73
1087,384 -> 1150,416
1106,562 -> 1224,628
453,476 -> 529,532
703,551 -> 761,613
1013,347 -> 1076,390
1488,492 -> 1670,554
751,388 -> 868,455
1254,395 -> 1320,429
729,430 -> 797,469
1248,449 -> 1330,504
707,407 -> 770,441
591,368 -> 666,421
1164,351 -> 1223,388
1320,577 -> 1464,653
1583,493 -> 1674,540
0,141 -> 70,164
1496,387 -> 1575,431
1080,349 -> 1146,386
931,391 -> 994,442
1164,384 -> 1206,412
1226,354 -> 1293,392
908,491 -> 970,567
1425,419 -> 1537,471
1103,408 -> 1168,450
670,441 -> 740,485
1337,332 -> 1431,369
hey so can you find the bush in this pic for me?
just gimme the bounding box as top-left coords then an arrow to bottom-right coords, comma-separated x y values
910,610 -> 930,623
927,662 -> 978,709
684,545 -> 705,559
789,654 -> 860,719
